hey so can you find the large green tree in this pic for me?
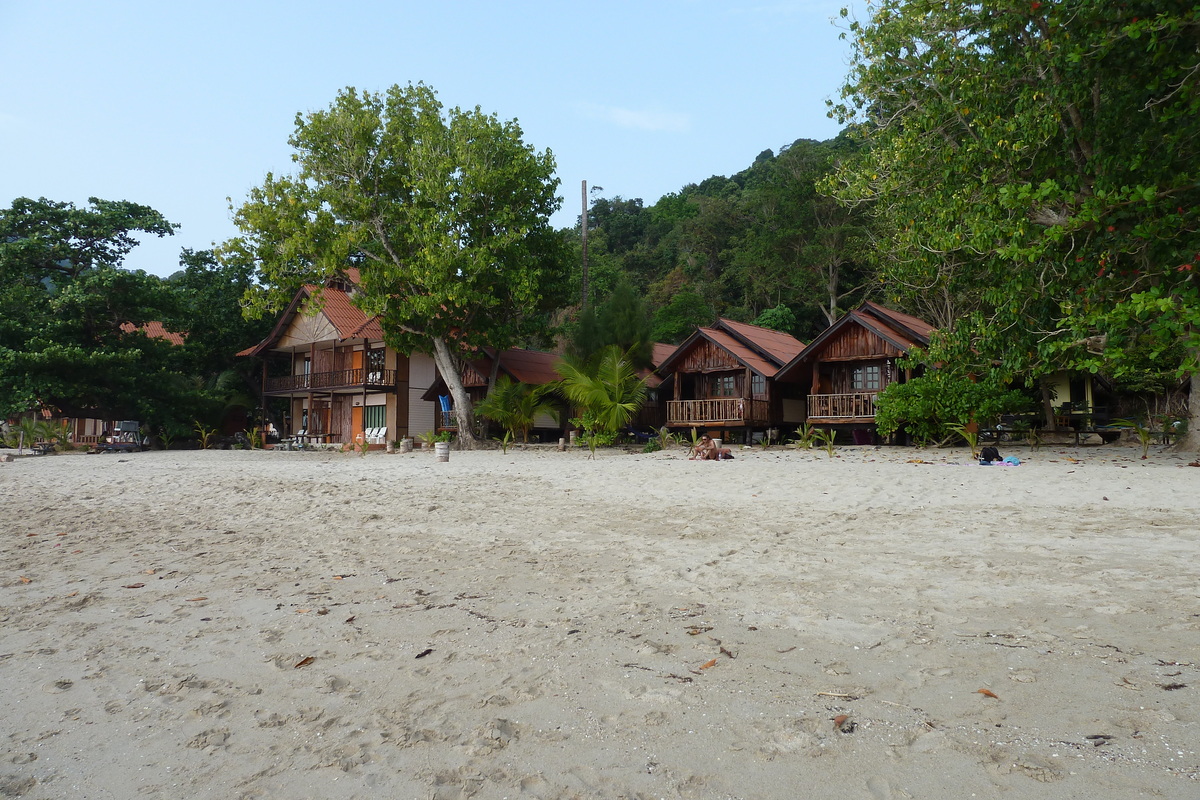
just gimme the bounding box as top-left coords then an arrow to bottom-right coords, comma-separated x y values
831,1 -> 1200,445
0,197 -> 190,423
223,83 -> 568,446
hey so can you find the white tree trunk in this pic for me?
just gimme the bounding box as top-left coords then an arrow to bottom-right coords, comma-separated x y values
430,336 -> 478,448
1175,351 -> 1198,451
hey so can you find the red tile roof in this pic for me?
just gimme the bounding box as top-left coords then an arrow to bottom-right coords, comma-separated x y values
238,283 -> 383,356
650,342 -> 676,368
696,326 -> 785,377
716,318 -> 806,364
120,321 -> 186,346
656,320 -> 805,378
774,302 -> 935,381
493,348 -> 562,385
308,284 -> 384,340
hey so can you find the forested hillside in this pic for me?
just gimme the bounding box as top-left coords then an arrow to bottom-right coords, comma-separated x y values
563,132 -> 875,344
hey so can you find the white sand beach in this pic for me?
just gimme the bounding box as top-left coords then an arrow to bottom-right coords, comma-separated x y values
2,443 -> 1198,799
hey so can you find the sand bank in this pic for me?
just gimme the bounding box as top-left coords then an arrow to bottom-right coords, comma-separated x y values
2,443 -> 1198,798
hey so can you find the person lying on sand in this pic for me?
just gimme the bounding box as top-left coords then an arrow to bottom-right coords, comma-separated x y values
691,434 -> 734,461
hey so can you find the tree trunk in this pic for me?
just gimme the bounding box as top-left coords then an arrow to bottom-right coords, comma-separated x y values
1174,355 -> 1198,451
1040,380 -> 1059,432
430,336 -> 478,449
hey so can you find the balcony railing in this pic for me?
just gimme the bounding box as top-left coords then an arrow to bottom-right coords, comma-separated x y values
266,368 -> 396,393
667,398 -> 769,426
807,392 -> 878,420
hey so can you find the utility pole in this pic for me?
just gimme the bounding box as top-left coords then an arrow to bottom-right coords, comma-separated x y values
580,179 -> 589,310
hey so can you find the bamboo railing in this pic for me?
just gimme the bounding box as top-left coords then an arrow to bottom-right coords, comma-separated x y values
667,398 -> 769,426
807,392 -> 878,420
266,369 -> 396,393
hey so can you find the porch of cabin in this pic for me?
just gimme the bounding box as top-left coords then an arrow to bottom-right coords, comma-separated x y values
803,359 -> 893,425
666,369 -> 772,429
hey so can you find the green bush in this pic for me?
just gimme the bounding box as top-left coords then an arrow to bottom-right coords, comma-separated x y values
875,372 -> 1032,445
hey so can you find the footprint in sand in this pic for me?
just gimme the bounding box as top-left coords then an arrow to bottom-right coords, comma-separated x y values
40,679 -> 73,694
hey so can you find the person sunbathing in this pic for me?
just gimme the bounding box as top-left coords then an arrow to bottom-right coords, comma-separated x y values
691,434 -> 734,460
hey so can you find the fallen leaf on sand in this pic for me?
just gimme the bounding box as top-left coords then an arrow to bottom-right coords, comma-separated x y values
143,569 -> 155,575
57,532 -> 67,536
1189,461 -> 1200,468
294,656 -> 315,669
720,646 -> 737,659
123,583 -> 145,589
699,658 -> 718,670
976,688 -> 1000,699
186,597 -> 207,602
832,714 -> 850,729
65,591 -> 78,597
296,609 -> 310,614
415,648 -> 434,659
19,576 -> 32,584
344,616 -> 356,624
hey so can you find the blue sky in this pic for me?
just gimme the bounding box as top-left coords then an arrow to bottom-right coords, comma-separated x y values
1,1 -> 861,277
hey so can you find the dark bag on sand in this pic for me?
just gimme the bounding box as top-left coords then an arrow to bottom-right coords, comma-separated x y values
980,446 -> 1001,464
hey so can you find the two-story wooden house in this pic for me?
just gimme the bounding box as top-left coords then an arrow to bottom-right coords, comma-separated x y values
239,271 -> 438,445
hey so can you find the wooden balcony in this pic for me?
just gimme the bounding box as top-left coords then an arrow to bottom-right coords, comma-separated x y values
265,368 -> 397,395
667,398 -> 769,427
807,392 -> 878,421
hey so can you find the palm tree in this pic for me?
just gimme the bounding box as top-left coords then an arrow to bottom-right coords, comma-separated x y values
470,376 -> 559,443
474,376 -> 559,443
555,345 -> 649,456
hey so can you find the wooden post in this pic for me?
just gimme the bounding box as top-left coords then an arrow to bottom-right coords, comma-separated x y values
580,180 -> 589,309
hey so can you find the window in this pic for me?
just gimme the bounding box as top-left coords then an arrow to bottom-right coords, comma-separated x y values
852,364 -> 881,391
751,373 -> 766,397
364,405 -> 386,429
711,375 -> 737,397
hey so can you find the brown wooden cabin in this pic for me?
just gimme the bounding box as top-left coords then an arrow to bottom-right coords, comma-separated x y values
422,347 -> 565,437
656,318 -> 806,439
630,342 -> 678,432
775,302 -> 933,438
239,270 -> 440,445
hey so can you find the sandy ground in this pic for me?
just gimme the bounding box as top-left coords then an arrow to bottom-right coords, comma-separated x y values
1,441 -> 1198,800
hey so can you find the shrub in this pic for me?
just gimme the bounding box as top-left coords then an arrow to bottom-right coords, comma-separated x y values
875,372 -> 1033,445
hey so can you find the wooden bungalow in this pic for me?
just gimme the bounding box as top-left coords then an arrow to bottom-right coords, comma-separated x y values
630,342 -> 678,432
774,302 -> 933,435
421,347 -> 565,437
656,318 -> 807,438
239,271 -> 438,446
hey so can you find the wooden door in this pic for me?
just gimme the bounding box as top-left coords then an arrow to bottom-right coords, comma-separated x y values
351,405 -> 364,442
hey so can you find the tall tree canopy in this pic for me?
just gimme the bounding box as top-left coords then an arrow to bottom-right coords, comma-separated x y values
223,83 -> 568,446
830,0 -> 1200,445
0,197 -> 186,422
567,135 -> 872,344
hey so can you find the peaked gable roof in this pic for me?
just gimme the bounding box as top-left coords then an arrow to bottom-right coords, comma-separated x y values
238,282 -> 384,356
657,319 -> 806,378
775,302 -> 934,380
715,318 -> 807,365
